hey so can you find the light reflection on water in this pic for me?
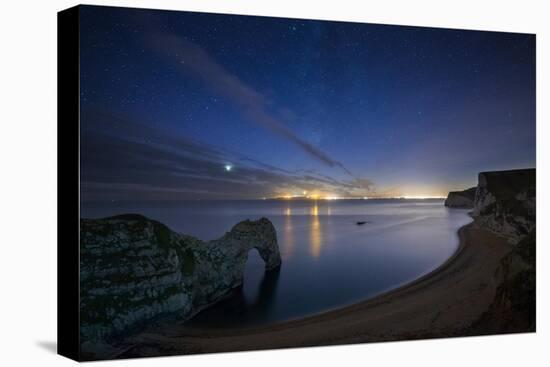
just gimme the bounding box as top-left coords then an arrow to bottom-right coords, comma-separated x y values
82,199 -> 472,328
310,203 -> 322,258
283,207 -> 294,258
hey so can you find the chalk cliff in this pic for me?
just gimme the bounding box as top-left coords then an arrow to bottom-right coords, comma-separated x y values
471,169 -> 535,243
80,214 -> 281,352
452,168 -> 536,333
444,187 -> 477,208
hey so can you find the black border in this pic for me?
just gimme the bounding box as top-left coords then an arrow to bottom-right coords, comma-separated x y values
57,5 -> 80,361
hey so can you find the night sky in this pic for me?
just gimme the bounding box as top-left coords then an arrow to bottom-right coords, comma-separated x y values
79,5 -> 535,203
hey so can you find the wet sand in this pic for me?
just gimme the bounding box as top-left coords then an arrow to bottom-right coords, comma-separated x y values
116,222 -> 512,358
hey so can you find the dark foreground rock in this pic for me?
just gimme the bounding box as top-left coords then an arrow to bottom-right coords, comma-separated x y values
80,214 -> 281,356
444,187 -> 477,208
471,228 -> 535,333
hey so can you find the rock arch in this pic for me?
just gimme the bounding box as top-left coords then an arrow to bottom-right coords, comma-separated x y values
80,215 -> 281,357
221,217 -> 282,270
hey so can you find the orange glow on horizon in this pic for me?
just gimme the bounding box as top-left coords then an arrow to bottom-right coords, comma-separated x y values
271,186 -> 449,200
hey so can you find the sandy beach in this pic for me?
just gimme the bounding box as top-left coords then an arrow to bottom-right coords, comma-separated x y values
115,221 -> 513,358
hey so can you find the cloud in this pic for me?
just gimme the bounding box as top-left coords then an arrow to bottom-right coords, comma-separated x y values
80,110 -> 375,203
146,32 -> 352,174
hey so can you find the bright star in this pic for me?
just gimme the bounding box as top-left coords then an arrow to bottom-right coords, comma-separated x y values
225,164 -> 232,172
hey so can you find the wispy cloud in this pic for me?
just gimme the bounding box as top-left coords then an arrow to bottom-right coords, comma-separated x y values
81,110 -> 374,202
147,32 -> 352,174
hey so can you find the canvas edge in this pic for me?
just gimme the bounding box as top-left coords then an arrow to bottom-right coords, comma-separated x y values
57,4 -> 81,362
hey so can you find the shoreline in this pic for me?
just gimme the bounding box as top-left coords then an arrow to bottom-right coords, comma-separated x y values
114,221 -> 513,358
179,213 -> 472,330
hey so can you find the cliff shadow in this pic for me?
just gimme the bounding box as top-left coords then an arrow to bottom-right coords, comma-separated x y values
183,263 -> 281,328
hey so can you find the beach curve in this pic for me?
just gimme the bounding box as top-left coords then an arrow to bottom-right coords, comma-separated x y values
115,221 -> 512,358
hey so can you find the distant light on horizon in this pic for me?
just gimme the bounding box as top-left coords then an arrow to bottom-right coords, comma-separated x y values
265,192 -> 448,200
79,11 -> 535,202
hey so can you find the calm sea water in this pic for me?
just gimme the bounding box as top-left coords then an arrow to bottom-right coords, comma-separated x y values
83,199 -> 471,328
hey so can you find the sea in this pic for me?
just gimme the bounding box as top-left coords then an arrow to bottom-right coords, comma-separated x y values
82,199 -> 472,328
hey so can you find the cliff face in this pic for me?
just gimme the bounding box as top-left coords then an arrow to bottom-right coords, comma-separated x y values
471,169 -> 535,243
472,229 -> 535,333
444,187 -> 477,208
80,214 -> 281,353
463,168 -> 536,334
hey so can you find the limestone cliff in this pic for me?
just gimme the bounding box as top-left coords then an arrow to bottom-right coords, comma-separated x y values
444,187 -> 477,208
471,169 -> 535,243
472,229 -> 535,333
80,214 -> 281,352
464,168 -> 536,334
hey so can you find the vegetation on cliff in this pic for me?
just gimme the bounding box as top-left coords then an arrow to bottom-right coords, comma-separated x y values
80,214 -> 281,355
447,168 -> 536,334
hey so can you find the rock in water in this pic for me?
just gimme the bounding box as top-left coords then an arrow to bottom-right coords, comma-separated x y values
471,168 -> 535,243
444,187 -> 477,208
79,214 -> 281,354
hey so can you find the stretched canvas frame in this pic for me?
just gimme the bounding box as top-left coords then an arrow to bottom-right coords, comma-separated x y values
58,5 -> 536,361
